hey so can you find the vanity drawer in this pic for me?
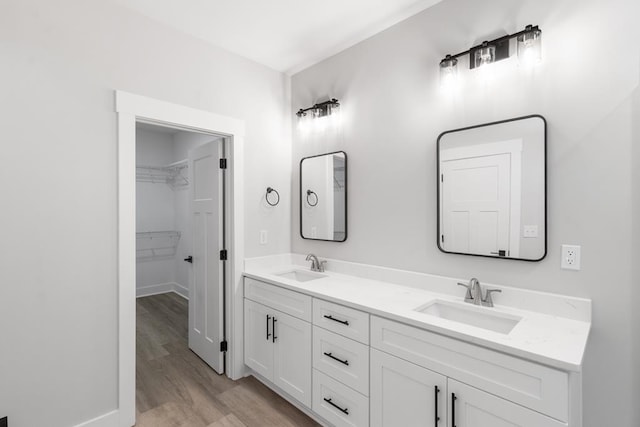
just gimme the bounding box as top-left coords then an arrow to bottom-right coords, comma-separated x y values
313,298 -> 369,344
244,277 -> 312,321
370,316 -> 569,422
312,369 -> 369,427
313,326 -> 369,395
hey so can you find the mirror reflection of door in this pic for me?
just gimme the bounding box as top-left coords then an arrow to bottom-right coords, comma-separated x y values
441,141 -> 522,257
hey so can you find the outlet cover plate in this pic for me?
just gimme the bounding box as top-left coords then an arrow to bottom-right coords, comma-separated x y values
561,244 -> 581,270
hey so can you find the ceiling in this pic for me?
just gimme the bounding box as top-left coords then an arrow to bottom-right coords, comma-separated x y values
115,0 -> 442,74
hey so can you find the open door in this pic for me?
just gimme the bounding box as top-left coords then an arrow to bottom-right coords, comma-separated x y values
187,141 -> 225,374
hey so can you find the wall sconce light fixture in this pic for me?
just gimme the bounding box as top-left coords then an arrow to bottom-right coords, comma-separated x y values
439,24 -> 541,84
296,98 -> 340,118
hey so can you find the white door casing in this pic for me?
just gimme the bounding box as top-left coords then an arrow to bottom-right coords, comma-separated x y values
188,141 -> 224,373
116,91 -> 245,427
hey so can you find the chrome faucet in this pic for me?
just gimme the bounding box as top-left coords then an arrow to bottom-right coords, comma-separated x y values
306,254 -> 326,272
457,278 -> 501,307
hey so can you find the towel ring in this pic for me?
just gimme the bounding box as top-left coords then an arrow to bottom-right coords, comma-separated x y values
306,190 -> 318,207
266,187 -> 280,206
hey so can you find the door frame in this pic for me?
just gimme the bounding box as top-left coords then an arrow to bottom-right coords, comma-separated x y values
115,91 -> 245,427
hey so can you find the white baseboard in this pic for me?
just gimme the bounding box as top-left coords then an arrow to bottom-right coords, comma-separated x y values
137,282 -> 189,299
73,410 -> 119,427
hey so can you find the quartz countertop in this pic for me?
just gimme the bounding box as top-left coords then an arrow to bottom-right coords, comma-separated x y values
243,264 -> 591,372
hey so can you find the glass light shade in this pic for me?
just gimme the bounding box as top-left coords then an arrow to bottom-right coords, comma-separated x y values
517,27 -> 542,66
439,56 -> 458,87
474,44 -> 496,68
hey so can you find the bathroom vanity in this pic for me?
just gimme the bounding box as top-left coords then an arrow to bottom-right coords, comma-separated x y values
242,255 -> 591,427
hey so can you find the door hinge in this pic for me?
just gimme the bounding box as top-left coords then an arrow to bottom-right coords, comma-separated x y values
219,158 -> 227,169
441,174 -> 443,182
220,340 -> 228,352
441,235 -> 444,243
219,249 -> 228,260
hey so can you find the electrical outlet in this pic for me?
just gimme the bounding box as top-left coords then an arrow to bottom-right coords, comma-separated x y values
523,225 -> 538,238
561,245 -> 581,270
259,230 -> 268,245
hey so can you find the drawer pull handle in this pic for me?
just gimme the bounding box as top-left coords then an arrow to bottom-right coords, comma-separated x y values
451,392 -> 457,427
323,352 -> 349,366
272,317 -> 277,342
323,314 -> 349,326
434,385 -> 440,425
324,397 -> 349,415
266,315 -> 271,340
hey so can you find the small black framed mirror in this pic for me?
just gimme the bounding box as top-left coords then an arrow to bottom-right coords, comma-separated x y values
300,151 -> 347,242
437,115 -> 546,261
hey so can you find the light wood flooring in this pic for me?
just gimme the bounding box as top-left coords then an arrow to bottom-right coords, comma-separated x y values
136,293 -> 320,427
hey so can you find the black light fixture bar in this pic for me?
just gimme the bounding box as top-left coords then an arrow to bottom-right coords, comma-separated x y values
296,98 -> 340,117
441,25 -> 540,69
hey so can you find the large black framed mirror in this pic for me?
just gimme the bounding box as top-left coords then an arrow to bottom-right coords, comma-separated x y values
300,151 -> 347,242
437,115 -> 546,261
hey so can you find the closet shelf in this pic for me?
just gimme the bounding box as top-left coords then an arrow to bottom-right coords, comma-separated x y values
136,230 -> 181,261
136,159 -> 189,188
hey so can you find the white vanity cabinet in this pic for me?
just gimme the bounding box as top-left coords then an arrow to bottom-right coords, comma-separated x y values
370,315 -> 573,427
244,278 -> 312,408
242,273 -> 585,427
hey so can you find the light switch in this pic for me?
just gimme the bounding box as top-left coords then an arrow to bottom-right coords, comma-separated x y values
523,225 -> 538,238
259,230 -> 268,245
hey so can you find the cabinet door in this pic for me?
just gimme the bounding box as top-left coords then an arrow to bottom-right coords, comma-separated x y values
371,348 -> 447,427
448,379 -> 566,427
273,310 -> 312,408
244,299 -> 274,380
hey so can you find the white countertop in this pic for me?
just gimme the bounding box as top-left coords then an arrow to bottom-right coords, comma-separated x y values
244,262 -> 591,372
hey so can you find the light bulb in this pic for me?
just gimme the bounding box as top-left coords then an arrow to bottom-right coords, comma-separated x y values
517,25 -> 542,67
439,55 -> 458,88
474,43 -> 496,68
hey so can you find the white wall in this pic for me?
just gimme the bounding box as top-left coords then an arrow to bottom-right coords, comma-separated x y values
291,0 -> 639,425
0,1 -> 291,426
136,127 -> 177,290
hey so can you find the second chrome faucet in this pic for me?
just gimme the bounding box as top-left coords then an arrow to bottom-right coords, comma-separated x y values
457,278 -> 501,308
306,253 -> 327,272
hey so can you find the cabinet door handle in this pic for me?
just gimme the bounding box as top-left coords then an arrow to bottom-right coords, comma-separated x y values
434,385 -> 440,425
451,392 -> 457,427
323,397 -> 349,415
323,352 -> 349,366
323,314 -> 349,326
266,315 -> 271,340
272,317 -> 277,342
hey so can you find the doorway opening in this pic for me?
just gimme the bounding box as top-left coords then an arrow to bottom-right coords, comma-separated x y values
134,122 -> 228,422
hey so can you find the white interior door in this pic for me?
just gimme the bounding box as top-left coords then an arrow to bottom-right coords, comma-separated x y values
441,153 -> 511,256
188,141 -> 224,373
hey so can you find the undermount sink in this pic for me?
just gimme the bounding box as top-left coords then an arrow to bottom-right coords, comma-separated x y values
415,300 -> 521,334
275,269 -> 327,282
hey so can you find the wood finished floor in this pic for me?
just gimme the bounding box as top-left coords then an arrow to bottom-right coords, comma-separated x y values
136,293 -> 320,427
